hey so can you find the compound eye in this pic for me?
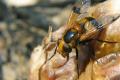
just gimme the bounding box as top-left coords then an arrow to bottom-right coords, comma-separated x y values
63,29 -> 77,43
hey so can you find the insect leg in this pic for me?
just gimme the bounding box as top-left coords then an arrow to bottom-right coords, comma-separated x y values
66,52 -> 69,63
75,48 -> 80,77
46,43 -> 58,62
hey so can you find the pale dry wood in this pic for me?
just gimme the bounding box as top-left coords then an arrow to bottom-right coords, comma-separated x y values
30,0 -> 120,80
30,27 -> 78,80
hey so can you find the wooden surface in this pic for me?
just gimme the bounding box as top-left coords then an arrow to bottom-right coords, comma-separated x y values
30,0 -> 120,80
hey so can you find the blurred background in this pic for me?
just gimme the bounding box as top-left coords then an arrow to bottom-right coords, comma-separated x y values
0,0 -> 105,80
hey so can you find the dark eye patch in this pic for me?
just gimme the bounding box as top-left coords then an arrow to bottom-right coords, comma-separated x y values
64,29 -> 78,43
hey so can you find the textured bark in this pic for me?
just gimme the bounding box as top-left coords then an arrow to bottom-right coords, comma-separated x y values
29,28 -> 120,80
29,27 -> 78,80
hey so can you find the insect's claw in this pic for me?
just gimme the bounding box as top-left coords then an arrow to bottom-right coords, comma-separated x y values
62,54 -> 69,65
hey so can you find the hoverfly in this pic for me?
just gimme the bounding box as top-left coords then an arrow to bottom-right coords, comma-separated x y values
56,5 -> 120,73
49,0 -> 120,75
55,5 -> 103,75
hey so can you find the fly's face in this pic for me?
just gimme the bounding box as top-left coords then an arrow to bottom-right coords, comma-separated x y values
57,28 -> 79,57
